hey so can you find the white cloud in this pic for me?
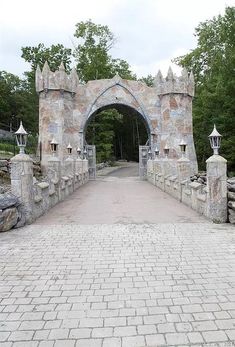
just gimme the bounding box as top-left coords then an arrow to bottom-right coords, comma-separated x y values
0,0 -> 233,78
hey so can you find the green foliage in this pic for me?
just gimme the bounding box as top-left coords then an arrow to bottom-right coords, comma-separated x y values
139,74 -> 155,87
174,7 -> 235,173
73,20 -> 136,82
86,109 -> 148,163
0,71 -> 34,133
21,43 -> 72,72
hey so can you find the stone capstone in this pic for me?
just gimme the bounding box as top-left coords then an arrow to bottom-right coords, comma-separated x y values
0,207 -> 18,232
0,193 -> 20,210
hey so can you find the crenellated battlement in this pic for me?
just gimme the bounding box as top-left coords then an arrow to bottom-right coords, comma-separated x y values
35,61 -> 80,94
154,67 -> 194,97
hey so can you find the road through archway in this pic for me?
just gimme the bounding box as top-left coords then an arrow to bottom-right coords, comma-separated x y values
35,163 -> 208,225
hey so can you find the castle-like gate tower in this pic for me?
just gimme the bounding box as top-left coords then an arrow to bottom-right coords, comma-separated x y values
36,62 -> 198,176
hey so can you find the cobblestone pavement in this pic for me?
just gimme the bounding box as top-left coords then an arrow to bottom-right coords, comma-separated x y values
0,223 -> 235,347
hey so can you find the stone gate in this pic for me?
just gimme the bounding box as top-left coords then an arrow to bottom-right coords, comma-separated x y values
36,62 -> 197,176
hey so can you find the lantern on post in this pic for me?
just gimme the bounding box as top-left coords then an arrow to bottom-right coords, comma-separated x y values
50,137 -> 58,156
83,147 -> 87,159
88,147 -> 93,158
76,146 -> 81,159
148,148 -> 152,159
154,145 -> 159,159
179,139 -> 187,158
164,144 -> 170,158
208,125 -> 222,155
14,121 -> 28,154
67,143 -> 72,156
142,148 -> 147,158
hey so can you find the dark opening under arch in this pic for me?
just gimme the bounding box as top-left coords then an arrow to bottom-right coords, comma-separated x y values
84,103 -> 150,163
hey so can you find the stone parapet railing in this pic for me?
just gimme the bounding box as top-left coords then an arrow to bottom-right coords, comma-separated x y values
10,154 -> 89,227
147,156 -> 227,223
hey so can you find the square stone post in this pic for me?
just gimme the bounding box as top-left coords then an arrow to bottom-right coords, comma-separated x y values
206,154 -> 227,223
177,157 -> 191,202
11,154 -> 34,224
177,157 -> 191,182
47,156 -> 61,200
65,157 -> 75,191
75,158 -> 83,184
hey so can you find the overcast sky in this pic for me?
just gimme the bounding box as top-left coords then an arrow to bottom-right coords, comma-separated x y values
0,0 -> 233,79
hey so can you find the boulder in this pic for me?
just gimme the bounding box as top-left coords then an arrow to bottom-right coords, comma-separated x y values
14,208 -> 26,228
227,183 -> 235,192
0,160 -> 8,168
228,191 -> 235,201
227,177 -> 235,185
228,201 -> 235,211
0,193 -> 20,210
228,208 -> 235,224
0,207 -> 18,232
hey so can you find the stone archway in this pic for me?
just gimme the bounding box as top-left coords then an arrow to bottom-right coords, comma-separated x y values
36,62 -> 198,177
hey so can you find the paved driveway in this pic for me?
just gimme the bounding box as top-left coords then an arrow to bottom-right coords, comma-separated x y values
35,176 -> 208,225
0,223 -> 235,347
0,166 -> 235,346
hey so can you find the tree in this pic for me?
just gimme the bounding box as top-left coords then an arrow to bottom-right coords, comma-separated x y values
174,7 -> 235,173
139,74 -> 155,87
73,20 -> 136,82
21,43 -> 72,73
0,71 -> 27,131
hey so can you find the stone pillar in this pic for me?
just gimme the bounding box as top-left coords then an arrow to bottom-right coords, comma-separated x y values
75,158 -> 83,184
177,157 -> 191,182
206,154 -> 227,223
47,156 -> 61,199
48,156 -> 61,180
65,157 -> 74,176
65,157 -> 75,191
11,154 -> 34,224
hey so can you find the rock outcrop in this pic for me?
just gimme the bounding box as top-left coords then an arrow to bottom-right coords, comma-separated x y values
0,192 -> 20,232
228,177 -> 235,224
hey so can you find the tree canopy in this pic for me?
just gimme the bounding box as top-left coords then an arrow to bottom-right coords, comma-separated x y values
174,6 -> 235,173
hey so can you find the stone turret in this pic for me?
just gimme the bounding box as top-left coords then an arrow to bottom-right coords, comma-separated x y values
35,62 -> 80,93
154,67 -> 194,97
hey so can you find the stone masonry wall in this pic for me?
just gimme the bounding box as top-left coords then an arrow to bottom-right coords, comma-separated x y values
36,63 -> 197,176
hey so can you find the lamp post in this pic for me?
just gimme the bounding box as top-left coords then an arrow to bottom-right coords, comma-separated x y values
208,124 -> 222,155
154,145 -> 159,160
148,148 -> 152,160
88,147 -> 93,158
50,137 -> 58,156
83,147 -> 87,159
67,143 -> 72,156
14,121 -> 28,154
77,146 -> 81,159
164,144 -> 169,158
179,139 -> 187,158
142,148 -> 147,158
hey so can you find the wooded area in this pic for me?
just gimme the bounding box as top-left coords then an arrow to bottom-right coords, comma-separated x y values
0,8 -> 234,172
